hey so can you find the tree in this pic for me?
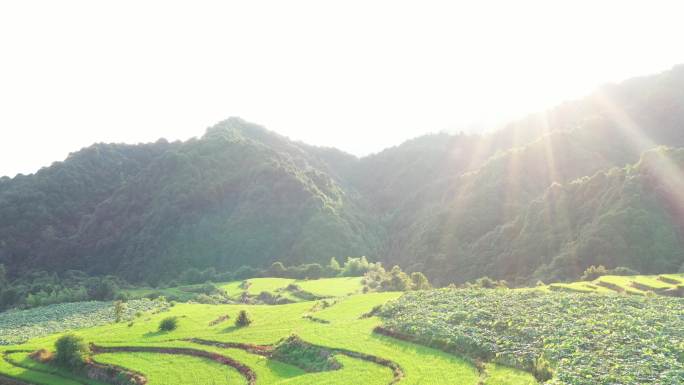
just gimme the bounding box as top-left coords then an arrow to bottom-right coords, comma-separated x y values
158,317 -> 178,331
388,266 -> 411,291
235,310 -> 252,327
328,257 -> 342,276
54,334 -> 89,370
0,264 -> 6,288
179,268 -> 203,284
410,272 -> 431,290
342,257 -> 371,276
474,277 -> 497,289
113,300 -> 126,323
268,262 -> 287,277
300,263 -> 324,279
581,265 -> 608,281
87,278 -> 119,301
0,288 -> 19,310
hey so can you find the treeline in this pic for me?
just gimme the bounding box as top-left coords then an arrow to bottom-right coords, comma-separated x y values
0,256 -> 434,311
172,256 -> 376,286
265,257 -> 432,292
0,265 -> 123,310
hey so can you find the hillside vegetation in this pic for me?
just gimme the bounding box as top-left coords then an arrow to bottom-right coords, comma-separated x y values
1,66 -> 684,286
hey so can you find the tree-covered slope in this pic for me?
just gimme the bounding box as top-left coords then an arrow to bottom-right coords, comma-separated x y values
1,66 -> 684,285
362,65 -> 684,284
0,119 -> 380,282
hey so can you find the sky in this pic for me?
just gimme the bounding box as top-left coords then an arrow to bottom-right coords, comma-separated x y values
1,1 -> 684,177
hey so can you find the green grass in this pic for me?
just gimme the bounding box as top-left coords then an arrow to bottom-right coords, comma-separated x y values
295,277 -> 364,297
125,276 -> 366,304
484,364 -> 538,385
659,274 -> 684,284
95,352 -> 245,385
547,282 -> 615,294
240,278 -> 297,296
0,356 -> 85,385
217,276 -> 365,302
3,352 -> 110,385
0,289 -> 535,385
123,286 -> 199,301
2,274 -> 679,385
543,273 -> 684,296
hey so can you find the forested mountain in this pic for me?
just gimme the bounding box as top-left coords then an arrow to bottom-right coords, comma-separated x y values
1,66 -> 683,285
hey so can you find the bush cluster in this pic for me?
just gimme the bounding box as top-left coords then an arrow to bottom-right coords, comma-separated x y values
158,316 -> 178,331
54,334 -> 89,370
235,310 -> 252,327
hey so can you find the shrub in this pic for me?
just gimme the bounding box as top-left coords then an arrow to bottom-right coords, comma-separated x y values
474,276 -> 497,288
271,335 -> 340,372
235,310 -> 252,327
364,265 -> 428,292
410,272 -> 431,290
158,316 -> 178,331
197,281 -> 221,295
532,357 -> 554,382
286,283 -> 301,292
114,300 -> 126,323
54,334 -> 89,370
580,265 -> 608,281
86,278 -> 119,301
209,314 -> 230,326
194,294 -> 217,304
257,291 -> 277,304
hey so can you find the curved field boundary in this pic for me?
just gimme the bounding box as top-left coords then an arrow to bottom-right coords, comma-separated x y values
184,338 -> 272,355
90,344 -> 256,385
2,350 -> 40,382
0,374 -> 32,385
372,326 -> 544,384
3,349 -> 145,385
658,275 -> 682,285
302,314 -> 331,324
188,338 -> 404,385
2,350 -> 82,385
630,281 -> 665,292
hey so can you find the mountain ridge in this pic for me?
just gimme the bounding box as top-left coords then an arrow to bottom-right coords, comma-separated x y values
1,66 -> 683,285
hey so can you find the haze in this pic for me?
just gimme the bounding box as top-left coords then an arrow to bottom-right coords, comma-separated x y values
1,0 -> 683,177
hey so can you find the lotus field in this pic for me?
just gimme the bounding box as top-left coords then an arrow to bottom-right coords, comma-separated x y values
380,288 -> 684,385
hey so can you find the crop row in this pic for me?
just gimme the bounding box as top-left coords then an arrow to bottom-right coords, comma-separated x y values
380,289 -> 684,385
0,299 -> 165,345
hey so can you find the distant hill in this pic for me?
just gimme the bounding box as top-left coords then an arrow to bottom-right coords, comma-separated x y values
1,65 -> 684,285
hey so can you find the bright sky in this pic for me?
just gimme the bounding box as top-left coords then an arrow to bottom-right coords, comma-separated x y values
1,1 -> 683,177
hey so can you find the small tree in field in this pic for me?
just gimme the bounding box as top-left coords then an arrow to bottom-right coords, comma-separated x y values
55,334 -> 89,370
158,316 -> 178,331
114,300 -> 126,323
235,310 -> 252,327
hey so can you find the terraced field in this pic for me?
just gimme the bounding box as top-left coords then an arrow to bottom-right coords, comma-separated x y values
545,273 -> 684,296
220,277 -> 365,301
381,288 -> 684,385
3,274 -> 678,384
0,278 -> 536,385
125,277 -> 365,304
